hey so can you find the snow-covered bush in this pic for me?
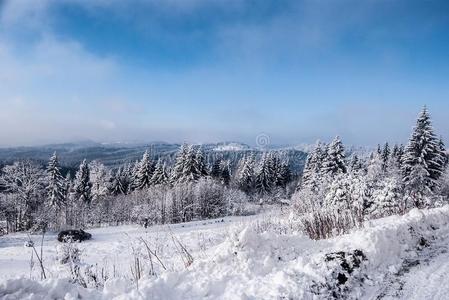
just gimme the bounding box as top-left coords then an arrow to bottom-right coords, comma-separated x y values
291,187 -> 324,214
57,242 -> 81,265
57,242 -> 108,289
223,188 -> 249,216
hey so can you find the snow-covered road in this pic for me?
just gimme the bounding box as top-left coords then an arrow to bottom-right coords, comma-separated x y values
378,211 -> 449,300
398,251 -> 449,300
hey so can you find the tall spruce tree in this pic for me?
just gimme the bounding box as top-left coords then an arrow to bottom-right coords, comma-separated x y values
402,107 -> 444,205
237,155 -> 255,194
180,145 -> 201,183
395,144 -> 405,169
210,158 -> 222,179
46,152 -> 65,208
255,152 -> 275,195
129,160 -> 140,191
299,142 -> 324,191
171,144 -> 188,183
391,144 -> 400,168
74,159 -> 92,204
89,160 -> 111,200
136,151 -> 154,189
381,142 -> 390,171
220,160 -> 231,185
110,167 -> 124,195
195,147 -> 209,177
276,159 -> 291,188
151,159 -> 169,185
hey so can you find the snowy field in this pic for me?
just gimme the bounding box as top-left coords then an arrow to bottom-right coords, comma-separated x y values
0,213 -> 264,281
1,206 -> 449,299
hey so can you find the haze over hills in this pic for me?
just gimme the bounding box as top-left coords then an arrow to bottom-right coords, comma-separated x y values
0,141 -> 308,174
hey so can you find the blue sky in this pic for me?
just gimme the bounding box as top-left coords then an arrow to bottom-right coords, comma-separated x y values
0,0 -> 448,147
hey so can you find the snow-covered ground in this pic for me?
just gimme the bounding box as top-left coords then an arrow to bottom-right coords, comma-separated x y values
1,206 -> 449,299
0,214 -> 262,280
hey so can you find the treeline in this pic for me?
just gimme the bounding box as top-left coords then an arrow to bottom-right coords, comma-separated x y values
294,107 -> 449,221
0,144 -> 295,233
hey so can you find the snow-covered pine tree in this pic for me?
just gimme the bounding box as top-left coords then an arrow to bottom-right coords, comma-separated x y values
46,152 -> 66,208
390,144 -> 405,171
220,160 -> 231,185
64,173 -> 72,201
89,160 -> 111,200
194,147 -> 209,177
322,136 -> 347,177
377,144 -> 382,156
381,142 -> 390,171
391,144 -> 400,169
366,152 -> 384,181
110,167 -> 124,195
398,144 -> 405,157
349,154 -> 363,174
299,142 -> 324,191
180,145 -> 201,183
210,158 -> 222,179
74,159 -> 92,204
255,152 -> 275,195
402,107 -> 444,207
119,163 -> 133,194
63,173 -> 75,226
438,137 -> 448,168
277,159 -> 291,188
135,151 -> 154,189
392,144 -> 399,158
150,159 -> 169,185
347,173 -> 369,215
129,160 -> 140,191
171,144 -> 188,183
237,155 -> 255,194
270,152 -> 288,188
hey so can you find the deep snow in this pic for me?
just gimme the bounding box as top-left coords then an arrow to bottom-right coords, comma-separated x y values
1,206 -> 449,299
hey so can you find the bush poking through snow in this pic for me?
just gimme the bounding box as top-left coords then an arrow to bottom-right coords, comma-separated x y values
57,242 -> 81,265
57,242 -> 108,289
300,208 -> 363,240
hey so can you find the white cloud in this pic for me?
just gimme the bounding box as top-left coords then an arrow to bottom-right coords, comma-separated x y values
0,3 -> 126,146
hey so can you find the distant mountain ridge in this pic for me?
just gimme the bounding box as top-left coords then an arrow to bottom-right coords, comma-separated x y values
0,141 -> 308,175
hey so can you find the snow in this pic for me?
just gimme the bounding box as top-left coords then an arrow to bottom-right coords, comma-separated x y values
394,251 -> 449,300
213,143 -> 250,152
2,206 -> 449,299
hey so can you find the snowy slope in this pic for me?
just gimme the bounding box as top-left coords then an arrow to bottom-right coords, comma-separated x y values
1,206 -> 449,299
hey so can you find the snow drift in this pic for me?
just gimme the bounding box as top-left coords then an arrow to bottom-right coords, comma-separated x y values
1,206 -> 449,299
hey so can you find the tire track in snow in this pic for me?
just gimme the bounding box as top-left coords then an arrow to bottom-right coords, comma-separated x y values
395,248 -> 449,300
378,227 -> 449,300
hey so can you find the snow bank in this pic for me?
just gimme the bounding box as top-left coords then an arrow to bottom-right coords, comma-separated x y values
2,206 -> 449,299
0,278 -> 99,299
